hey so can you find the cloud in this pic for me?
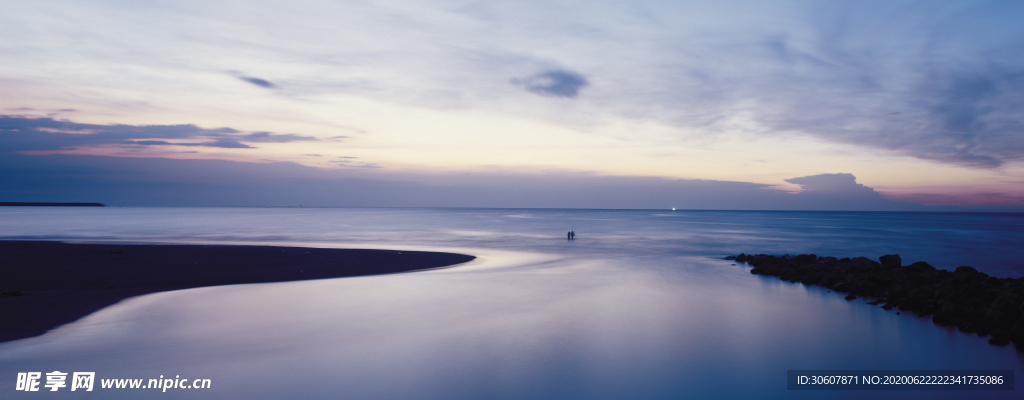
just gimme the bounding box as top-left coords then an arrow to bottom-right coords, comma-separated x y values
639,3 -> 1024,169
0,116 -> 314,153
329,156 -> 380,168
907,70 -> 1024,167
511,70 -> 589,98
240,131 -> 315,143
759,61 -> 1024,168
3,0 -> 1022,174
204,138 -> 253,148
777,173 -> 925,210
0,152 -> 957,211
785,173 -> 877,197
125,139 -> 252,148
238,76 -> 276,88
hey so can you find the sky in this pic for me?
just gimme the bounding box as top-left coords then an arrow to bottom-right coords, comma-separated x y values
1,0 -> 1023,210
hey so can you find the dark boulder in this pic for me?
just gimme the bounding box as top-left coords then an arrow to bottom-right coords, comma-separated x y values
959,323 -> 979,333
976,323 -> 994,337
933,312 -> 952,326
1013,318 -> 1024,342
991,297 -> 1023,321
991,329 -> 1012,341
879,254 -> 901,269
955,266 -> 980,274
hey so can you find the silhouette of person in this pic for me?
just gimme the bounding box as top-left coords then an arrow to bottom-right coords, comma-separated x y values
568,231 -> 572,240
570,231 -> 575,239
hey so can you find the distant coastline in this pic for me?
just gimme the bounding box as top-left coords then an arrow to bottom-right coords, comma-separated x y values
0,202 -> 105,207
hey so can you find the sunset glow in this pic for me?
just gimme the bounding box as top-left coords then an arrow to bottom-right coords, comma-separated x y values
3,0 -> 1022,209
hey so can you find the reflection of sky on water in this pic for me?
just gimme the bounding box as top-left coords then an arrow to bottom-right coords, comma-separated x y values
1,208 -> 1023,399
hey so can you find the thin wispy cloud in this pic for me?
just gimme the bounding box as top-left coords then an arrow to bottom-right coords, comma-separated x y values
0,116 -> 315,153
240,132 -> 314,143
125,139 -> 253,149
629,2 -> 1024,169
747,40 -> 1024,168
238,76 -> 276,89
330,156 -> 380,168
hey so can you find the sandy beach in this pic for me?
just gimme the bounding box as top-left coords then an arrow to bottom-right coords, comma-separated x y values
0,240 -> 474,343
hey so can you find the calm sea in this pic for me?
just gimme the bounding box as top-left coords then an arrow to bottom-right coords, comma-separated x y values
1,207 -> 1022,399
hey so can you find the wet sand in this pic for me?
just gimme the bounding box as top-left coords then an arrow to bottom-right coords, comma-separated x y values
0,241 -> 474,342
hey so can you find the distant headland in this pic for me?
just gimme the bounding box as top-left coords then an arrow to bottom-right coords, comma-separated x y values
0,202 -> 106,207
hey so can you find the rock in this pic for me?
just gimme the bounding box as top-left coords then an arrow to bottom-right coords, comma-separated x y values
1013,318 -> 1024,341
851,257 -> 879,268
955,266 -> 980,274
976,325 -> 993,336
870,271 -> 893,282
991,329 -> 1012,341
735,253 -> 747,262
991,297 -> 1023,321
879,254 -> 901,269
731,252 -> 1024,352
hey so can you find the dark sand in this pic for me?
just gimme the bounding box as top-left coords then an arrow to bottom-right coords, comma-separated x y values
0,241 -> 475,343
0,202 -> 105,207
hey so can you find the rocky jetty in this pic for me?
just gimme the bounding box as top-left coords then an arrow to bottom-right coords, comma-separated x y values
726,253 -> 1024,350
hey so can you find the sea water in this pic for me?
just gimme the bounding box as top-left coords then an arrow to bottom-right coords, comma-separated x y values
0,207 -> 1022,399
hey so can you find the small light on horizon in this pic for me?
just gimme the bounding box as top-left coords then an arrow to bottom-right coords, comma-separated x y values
672,208 -> 676,211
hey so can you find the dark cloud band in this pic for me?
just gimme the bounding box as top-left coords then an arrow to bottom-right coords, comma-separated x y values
0,116 -> 314,153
